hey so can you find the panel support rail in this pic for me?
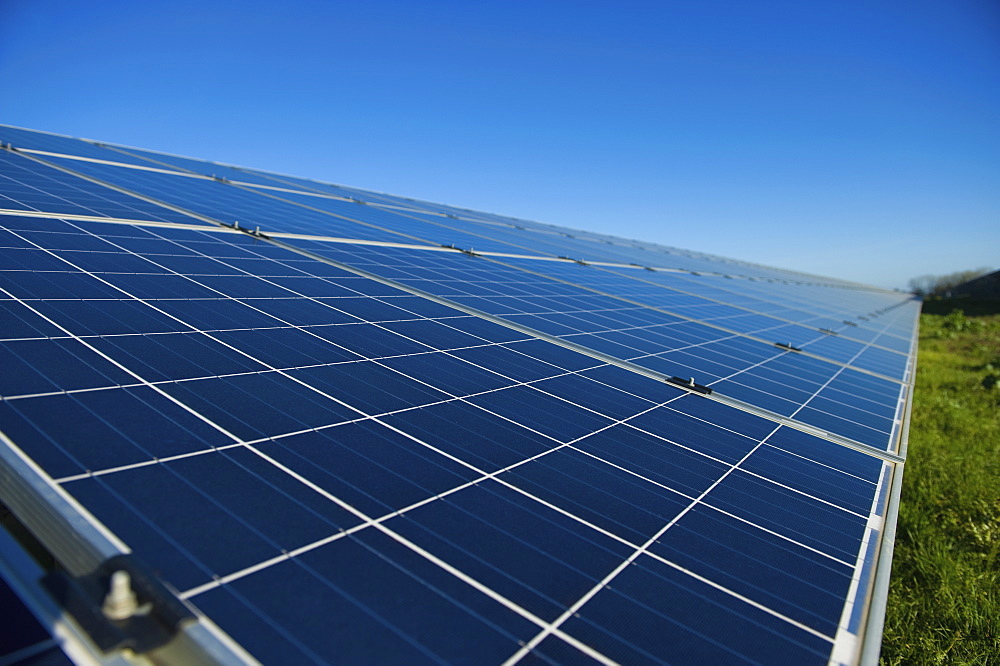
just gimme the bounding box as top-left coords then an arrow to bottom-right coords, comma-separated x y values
0,431 -> 257,665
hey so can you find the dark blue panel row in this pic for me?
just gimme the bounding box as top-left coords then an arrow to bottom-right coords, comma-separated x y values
0,124 -> 168,169
0,151 -> 203,225
37,156 -> 431,245
3,126 -> 771,279
2,126 -> 928,304
283,238 -> 905,449
513,259 -> 911,378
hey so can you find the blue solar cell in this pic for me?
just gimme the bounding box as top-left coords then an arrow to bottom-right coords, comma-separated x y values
530,635 -> 603,664
263,190 -> 553,256
747,447 -> 882,516
447,344 -> 593,383
530,373 -> 659,421
2,241 -> 110,276
794,407 -> 890,450
87,331 -> 270,382
289,362 -> 452,414
622,403 -> 769,464
500,447 -> 691,543
0,338 -> 133,397
391,481 -> 632,620
210,327 -> 362,368
0,386 -> 232,478
378,316 -> 517,349
63,452 -> 357,585
382,400 -> 559,470
104,145 -> 330,189
160,372 -> 362,441
804,395 -> 895,433
853,345 -> 911,377
0,300 -> 64,339
465,385 -> 616,442
571,422 -> 730,495
32,299 -> 186,336
257,422 -> 479,516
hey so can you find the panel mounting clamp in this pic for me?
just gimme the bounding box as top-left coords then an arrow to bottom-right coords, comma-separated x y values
43,553 -> 196,655
667,376 -> 713,395
775,342 -> 803,352
223,220 -> 270,239
441,243 -> 480,257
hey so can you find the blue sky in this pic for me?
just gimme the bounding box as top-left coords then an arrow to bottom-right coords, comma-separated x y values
1,0 -> 997,289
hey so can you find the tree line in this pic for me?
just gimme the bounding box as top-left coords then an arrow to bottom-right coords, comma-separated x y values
908,267 -> 993,297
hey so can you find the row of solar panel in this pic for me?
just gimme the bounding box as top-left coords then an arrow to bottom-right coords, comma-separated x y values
0,124 -> 894,285
0,202 -> 915,453
2,125 -> 920,664
1,211 -> 894,663
0,141 -> 921,341
0,142 -> 918,351
0,146 -> 918,434
1,124 -> 766,272
285,239 -> 914,451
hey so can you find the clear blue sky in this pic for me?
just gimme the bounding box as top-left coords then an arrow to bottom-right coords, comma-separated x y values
2,0 -> 997,289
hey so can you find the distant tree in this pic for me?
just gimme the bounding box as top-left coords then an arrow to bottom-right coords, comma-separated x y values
908,267 -> 992,297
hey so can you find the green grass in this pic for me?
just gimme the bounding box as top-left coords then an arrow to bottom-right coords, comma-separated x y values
880,298 -> 1000,665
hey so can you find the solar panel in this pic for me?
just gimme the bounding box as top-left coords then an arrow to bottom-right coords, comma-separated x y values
0,125 -> 918,665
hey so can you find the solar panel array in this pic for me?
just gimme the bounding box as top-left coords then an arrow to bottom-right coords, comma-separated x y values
0,125 -> 919,665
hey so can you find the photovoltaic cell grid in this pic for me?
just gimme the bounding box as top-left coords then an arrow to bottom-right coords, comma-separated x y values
0,125 -> 919,665
282,240 -> 909,451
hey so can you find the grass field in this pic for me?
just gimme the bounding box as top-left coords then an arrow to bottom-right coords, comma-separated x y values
880,298 -> 1000,665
